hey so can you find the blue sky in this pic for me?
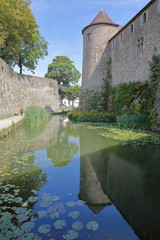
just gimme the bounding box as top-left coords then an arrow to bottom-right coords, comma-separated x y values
17,0 -> 150,80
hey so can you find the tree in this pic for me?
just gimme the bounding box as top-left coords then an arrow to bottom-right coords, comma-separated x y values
65,85 -> 81,105
16,32 -> 48,74
45,56 -> 81,87
0,0 -> 48,73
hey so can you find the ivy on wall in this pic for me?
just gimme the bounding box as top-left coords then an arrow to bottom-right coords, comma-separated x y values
81,54 -> 160,126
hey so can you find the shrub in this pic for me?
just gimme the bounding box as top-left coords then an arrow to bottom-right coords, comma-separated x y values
68,111 -> 116,123
24,106 -> 50,126
117,113 -> 150,130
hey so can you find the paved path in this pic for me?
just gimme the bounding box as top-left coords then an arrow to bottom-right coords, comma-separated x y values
0,115 -> 23,131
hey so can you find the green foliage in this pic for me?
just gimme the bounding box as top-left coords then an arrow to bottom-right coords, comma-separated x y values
24,106 -> 49,126
0,0 -> 48,73
149,54 -> 160,83
134,103 -> 142,113
149,108 -> 159,125
16,32 -> 48,74
68,111 -> 116,123
45,56 -> 81,87
112,81 -> 156,115
59,85 -> 81,103
117,114 -> 150,130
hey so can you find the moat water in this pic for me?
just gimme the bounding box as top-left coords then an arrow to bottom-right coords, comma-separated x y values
0,116 -> 160,240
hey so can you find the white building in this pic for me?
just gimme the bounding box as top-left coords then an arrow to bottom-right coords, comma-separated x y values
62,98 -> 79,108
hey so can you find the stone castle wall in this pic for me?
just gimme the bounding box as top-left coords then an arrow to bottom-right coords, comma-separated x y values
80,0 -> 160,113
110,0 -> 160,85
0,58 -> 59,119
80,24 -> 121,109
82,24 -> 120,91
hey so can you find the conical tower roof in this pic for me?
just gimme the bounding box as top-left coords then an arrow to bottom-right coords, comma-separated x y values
82,10 -> 119,33
91,10 -> 116,25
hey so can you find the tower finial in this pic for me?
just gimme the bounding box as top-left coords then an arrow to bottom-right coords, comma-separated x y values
101,8 -> 103,11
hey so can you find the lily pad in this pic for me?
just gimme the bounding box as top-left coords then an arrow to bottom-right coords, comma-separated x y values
39,201 -> 52,208
66,201 -> 76,207
53,220 -> 66,230
37,210 -> 47,218
21,221 -> 35,232
50,212 -> 60,219
14,228 -> 24,237
17,233 -> 34,240
15,207 -> 28,214
86,221 -> 99,231
76,200 -> 85,206
38,224 -> 50,234
50,195 -> 60,201
68,211 -> 80,219
46,206 -> 57,214
17,214 -> 29,222
65,230 -> 78,240
13,197 -> 23,203
28,196 -> 38,203
72,221 -> 83,231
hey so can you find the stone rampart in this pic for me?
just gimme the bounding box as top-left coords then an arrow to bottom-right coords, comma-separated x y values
80,0 -> 160,114
0,58 -> 59,118
109,0 -> 160,85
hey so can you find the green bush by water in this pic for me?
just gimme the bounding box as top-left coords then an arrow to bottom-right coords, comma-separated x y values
117,114 -> 150,130
24,106 -> 50,126
68,111 -> 116,123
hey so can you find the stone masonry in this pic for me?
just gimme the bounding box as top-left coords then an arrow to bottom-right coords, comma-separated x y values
0,58 -> 59,119
80,0 -> 160,113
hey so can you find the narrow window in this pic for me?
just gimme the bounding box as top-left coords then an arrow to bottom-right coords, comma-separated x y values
130,24 -> 134,33
87,33 -> 91,40
142,12 -> 147,23
120,32 -> 124,41
137,37 -> 144,54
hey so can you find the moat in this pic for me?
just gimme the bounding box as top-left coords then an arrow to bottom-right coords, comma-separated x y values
0,116 -> 160,240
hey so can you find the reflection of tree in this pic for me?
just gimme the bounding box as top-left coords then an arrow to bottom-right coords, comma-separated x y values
47,123 -> 79,167
1,153 -> 47,201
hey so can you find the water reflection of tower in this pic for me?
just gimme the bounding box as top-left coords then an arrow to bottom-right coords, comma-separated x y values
78,127 -> 111,214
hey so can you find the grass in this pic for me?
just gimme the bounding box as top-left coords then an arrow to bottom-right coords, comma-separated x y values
117,113 -> 150,130
24,106 -> 50,127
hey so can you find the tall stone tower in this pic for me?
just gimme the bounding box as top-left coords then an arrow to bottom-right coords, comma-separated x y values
80,10 -> 120,110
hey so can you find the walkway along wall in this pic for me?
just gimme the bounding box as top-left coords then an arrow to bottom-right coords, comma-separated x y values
0,58 -> 59,119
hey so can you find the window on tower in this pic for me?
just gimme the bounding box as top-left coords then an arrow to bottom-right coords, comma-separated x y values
87,33 -> 91,41
130,24 -> 134,33
137,37 -> 144,54
142,12 -> 147,24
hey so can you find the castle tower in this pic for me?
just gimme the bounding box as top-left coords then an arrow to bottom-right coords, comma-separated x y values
80,10 -> 120,110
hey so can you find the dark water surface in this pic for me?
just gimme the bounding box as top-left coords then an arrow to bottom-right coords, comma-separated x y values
0,116 -> 160,240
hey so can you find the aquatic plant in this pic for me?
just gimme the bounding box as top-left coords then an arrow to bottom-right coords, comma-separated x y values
86,124 -> 160,145
117,113 -> 150,130
24,106 -> 50,126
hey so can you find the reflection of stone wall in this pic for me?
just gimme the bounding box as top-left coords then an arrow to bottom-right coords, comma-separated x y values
79,155 -> 110,214
90,144 -> 160,240
79,127 -> 111,214
0,58 -> 59,118
5,116 -> 60,156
